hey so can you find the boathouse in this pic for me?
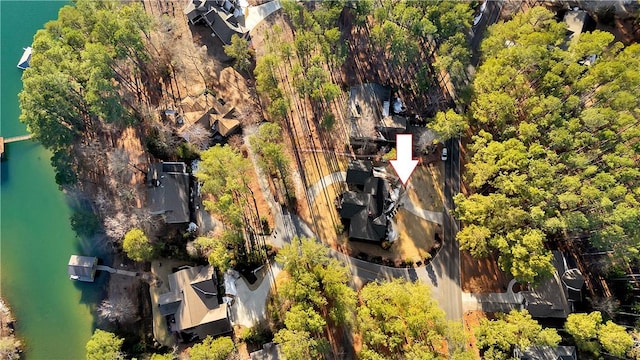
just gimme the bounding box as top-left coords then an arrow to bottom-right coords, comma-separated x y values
67,255 -> 98,282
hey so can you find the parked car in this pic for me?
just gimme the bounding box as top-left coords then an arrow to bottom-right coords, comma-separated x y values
441,147 -> 448,161
473,1 -> 487,26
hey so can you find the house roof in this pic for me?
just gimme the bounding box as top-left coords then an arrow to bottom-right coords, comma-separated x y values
159,266 -> 231,336
523,251 -> 576,318
67,255 -> 97,281
147,162 -> 191,224
563,10 -> 596,44
519,345 -> 577,360
340,164 -> 390,242
348,83 -> 407,141
202,7 -> 247,46
213,118 -> 241,137
345,160 -> 373,186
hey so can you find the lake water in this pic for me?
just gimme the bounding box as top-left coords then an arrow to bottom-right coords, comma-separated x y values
1,2 -> 105,359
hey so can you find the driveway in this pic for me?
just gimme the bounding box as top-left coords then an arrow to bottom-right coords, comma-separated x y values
228,263 -> 282,327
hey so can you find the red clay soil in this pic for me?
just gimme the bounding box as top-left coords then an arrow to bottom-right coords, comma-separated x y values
460,250 -> 512,293
463,310 -> 485,360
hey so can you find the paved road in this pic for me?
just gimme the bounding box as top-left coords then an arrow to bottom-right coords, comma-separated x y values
470,0 -> 504,67
436,137 -> 463,321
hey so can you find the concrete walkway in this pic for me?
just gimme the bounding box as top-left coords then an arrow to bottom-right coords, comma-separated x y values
229,263 -> 282,327
461,279 -> 523,312
245,0 -> 281,31
307,171 -> 346,205
398,192 -> 444,225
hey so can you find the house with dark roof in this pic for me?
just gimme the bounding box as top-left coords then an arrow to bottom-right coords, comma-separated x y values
67,255 -> 98,282
348,83 -> 407,145
158,265 -> 232,342
184,0 -> 249,45
147,162 -> 191,224
521,250 -> 584,318
338,160 -> 391,242
517,345 -> 577,360
470,250 -> 583,318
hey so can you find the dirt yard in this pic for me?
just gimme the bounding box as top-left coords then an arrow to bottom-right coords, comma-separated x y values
406,163 -> 445,212
460,250 -> 512,293
463,310 -> 485,359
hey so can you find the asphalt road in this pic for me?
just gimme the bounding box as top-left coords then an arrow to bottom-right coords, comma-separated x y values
432,137 -> 463,321
470,0 -> 504,67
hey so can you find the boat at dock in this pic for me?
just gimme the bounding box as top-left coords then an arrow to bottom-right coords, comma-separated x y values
17,46 -> 32,70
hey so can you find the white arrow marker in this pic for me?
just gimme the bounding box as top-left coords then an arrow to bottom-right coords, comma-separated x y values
390,133 -> 418,186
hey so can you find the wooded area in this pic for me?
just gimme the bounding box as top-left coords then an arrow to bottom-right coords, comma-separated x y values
455,7 -> 640,284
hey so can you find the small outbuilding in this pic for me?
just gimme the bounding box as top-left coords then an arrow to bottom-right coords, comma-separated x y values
67,255 -> 98,282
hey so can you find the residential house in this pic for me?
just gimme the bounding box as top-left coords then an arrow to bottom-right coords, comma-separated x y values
158,265 -> 232,342
521,250 -> 584,318
67,255 -> 98,282
563,8 -> 596,45
516,345 -> 577,360
469,251 -> 583,318
338,160 -> 391,242
347,83 -> 407,145
250,343 -> 282,360
184,0 -> 249,45
180,93 -> 240,143
147,162 -> 191,224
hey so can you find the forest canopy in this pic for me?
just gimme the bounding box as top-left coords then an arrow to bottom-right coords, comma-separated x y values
455,7 -> 640,283
19,0 -> 152,186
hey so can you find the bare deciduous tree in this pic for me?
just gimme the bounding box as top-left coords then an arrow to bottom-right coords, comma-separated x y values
236,103 -> 261,127
104,212 -> 133,242
108,148 -> 132,183
97,297 -> 136,324
227,134 -> 244,151
180,123 -> 211,150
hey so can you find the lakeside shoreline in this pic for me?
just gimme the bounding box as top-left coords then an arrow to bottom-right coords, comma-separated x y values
0,296 -> 22,359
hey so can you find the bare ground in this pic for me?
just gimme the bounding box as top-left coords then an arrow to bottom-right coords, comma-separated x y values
460,250 -> 512,293
463,310 -> 485,360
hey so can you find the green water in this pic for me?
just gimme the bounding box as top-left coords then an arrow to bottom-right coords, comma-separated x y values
1,1 -> 104,359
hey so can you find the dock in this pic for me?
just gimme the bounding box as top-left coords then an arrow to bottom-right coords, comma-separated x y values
0,134 -> 34,160
17,47 -> 32,70
68,255 -> 139,282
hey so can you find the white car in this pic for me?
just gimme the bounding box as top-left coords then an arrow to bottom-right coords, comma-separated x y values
473,1 -> 487,26
441,147 -> 448,161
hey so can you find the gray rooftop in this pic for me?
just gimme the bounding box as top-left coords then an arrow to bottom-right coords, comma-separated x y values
339,164 -> 390,242
68,255 -> 97,282
184,0 -> 248,45
147,162 -> 191,224
159,266 -> 231,338
522,251 -> 577,318
519,345 -> 577,360
348,83 -> 407,141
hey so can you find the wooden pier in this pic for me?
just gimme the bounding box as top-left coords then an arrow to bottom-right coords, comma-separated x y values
0,134 -> 34,160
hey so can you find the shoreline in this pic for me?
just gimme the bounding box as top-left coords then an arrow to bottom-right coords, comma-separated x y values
0,296 -> 22,359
